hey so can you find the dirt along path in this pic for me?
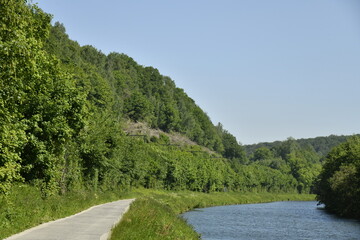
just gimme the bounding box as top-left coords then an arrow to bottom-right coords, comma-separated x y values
5,199 -> 135,240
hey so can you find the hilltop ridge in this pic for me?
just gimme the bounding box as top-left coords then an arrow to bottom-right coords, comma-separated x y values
244,134 -> 358,157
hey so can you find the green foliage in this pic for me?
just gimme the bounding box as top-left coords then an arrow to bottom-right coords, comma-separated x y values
157,100 -> 181,132
123,92 -> 152,122
216,123 -> 246,162
222,130 -> 246,160
244,134 -> 357,157
45,22 -> 82,64
0,0 -> 86,196
79,112 -> 123,188
253,147 -> 274,161
269,139 -> 322,193
316,136 -> 360,219
246,138 -> 322,193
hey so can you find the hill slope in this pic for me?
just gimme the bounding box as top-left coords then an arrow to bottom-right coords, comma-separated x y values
0,1 -> 275,196
45,22 -> 226,153
2,1 -> 353,198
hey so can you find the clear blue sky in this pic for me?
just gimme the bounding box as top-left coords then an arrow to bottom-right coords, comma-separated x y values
36,0 -> 360,144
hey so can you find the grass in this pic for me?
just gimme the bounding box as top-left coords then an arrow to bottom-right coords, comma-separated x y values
111,197 -> 200,240
0,185 -> 315,239
109,189 -> 315,239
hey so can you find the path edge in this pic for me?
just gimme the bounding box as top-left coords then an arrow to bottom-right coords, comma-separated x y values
5,198 -> 136,240
100,200 -> 134,240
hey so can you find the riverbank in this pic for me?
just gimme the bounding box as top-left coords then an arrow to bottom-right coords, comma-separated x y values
110,190 -> 315,239
0,185 -> 314,239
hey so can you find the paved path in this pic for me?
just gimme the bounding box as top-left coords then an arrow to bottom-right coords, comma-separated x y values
5,199 -> 135,240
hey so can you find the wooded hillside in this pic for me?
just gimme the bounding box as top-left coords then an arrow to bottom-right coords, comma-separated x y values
0,1 -> 356,199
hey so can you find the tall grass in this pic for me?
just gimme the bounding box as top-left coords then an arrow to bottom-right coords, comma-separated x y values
111,197 -> 200,240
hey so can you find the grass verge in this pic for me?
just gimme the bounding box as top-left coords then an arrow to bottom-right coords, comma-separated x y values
111,197 -> 200,240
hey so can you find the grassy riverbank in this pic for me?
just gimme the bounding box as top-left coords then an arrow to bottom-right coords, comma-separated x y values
110,189 -> 315,239
0,185 -> 314,239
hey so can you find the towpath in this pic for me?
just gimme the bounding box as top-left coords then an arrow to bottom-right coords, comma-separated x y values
5,198 -> 135,240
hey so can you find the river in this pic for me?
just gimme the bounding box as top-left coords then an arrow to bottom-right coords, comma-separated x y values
182,201 -> 360,240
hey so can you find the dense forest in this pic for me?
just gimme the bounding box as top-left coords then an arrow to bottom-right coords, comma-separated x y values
1,1 -> 359,219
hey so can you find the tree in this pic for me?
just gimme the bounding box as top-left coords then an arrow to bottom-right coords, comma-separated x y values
316,136 -> 360,218
253,147 -> 273,161
217,126 -> 246,162
157,101 -> 180,132
123,92 -> 152,122
0,0 -> 86,196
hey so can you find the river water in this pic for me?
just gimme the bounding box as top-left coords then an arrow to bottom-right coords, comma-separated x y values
182,201 -> 360,240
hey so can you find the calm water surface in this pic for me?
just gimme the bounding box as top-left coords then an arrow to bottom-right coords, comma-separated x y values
182,201 -> 360,240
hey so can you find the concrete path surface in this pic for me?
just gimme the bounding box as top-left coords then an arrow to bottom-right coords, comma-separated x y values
5,199 -> 135,240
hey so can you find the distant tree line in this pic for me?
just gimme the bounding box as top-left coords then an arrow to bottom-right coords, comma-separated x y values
244,135 -> 357,157
245,138 -> 322,193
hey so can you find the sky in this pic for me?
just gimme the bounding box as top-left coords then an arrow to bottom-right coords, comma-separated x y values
35,0 -> 360,144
